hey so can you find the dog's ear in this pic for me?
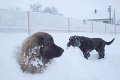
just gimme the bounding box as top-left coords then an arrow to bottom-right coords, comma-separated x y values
69,36 -> 73,40
37,37 -> 44,46
79,37 -> 85,43
69,35 -> 77,40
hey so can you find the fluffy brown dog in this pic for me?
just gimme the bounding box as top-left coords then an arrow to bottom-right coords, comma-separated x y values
67,36 -> 114,59
17,32 -> 64,74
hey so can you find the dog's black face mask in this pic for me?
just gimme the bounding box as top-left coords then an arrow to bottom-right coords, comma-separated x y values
42,44 -> 64,59
40,37 -> 64,60
67,36 -> 81,48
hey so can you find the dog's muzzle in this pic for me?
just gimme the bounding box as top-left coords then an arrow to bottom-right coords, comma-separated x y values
67,38 -> 81,49
67,41 -> 72,49
42,44 -> 64,60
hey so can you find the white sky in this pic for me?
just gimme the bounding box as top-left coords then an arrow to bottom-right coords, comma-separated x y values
0,0 -> 120,20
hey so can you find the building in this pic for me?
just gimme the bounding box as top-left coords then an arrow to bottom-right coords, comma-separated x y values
85,6 -> 116,24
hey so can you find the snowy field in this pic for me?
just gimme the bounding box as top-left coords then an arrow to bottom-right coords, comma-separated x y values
0,31 -> 120,80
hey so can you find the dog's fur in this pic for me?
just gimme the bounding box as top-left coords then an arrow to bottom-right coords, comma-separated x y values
67,36 -> 115,59
17,32 -> 64,73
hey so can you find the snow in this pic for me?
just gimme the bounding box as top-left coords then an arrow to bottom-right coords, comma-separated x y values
28,46 -> 44,67
0,32 -> 120,80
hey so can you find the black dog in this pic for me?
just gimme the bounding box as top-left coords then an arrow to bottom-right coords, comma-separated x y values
67,36 -> 115,59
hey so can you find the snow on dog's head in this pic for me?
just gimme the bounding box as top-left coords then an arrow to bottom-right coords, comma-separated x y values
17,32 -> 64,74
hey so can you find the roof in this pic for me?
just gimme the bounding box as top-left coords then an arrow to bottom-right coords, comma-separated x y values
85,9 -> 111,20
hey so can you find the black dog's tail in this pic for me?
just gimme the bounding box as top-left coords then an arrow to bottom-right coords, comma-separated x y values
105,38 -> 115,45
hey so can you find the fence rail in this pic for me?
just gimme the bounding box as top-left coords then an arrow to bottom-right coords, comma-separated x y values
0,8 -> 120,34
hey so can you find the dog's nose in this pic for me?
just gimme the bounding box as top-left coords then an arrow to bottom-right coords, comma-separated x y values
53,44 -> 64,57
57,48 -> 64,57
60,48 -> 64,54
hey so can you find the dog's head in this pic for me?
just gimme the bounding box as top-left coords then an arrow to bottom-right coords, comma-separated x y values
40,35 -> 63,62
21,32 -> 64,63
33,32 -> 64,63
67,36 -> 85,48
18,32 -> 64,73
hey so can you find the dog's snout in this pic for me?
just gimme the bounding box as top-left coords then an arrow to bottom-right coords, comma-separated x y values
56,46 -> 64,57
67,42 -> 71,47
60,48 -> 64,54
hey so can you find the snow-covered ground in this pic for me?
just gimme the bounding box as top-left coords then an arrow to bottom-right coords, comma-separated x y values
0,31 -> 120,80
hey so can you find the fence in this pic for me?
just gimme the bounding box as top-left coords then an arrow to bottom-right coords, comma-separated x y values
84,21 -> 120,34
0,8 -> 120,34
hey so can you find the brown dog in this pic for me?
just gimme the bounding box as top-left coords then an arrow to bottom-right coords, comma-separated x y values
17,32 -> 64,74
67,36 -> 114,59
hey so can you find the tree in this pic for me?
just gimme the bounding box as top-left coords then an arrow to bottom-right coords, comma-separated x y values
43,7 -> 63,16
29,2 -> 42,12
43,7 -> 57,15
15,7 -> 22,11
9,6 -> 22,11
29,2 -> 63,16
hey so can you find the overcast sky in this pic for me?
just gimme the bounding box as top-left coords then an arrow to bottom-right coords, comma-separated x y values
0,0 -> 120,20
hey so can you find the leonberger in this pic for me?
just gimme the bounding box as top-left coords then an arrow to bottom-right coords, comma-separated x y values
17,32 -> 64,74
67,36 -> 114,59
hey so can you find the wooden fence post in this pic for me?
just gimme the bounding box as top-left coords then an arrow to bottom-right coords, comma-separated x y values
92,21 -> 93,33
105,23 -> 106,34
115,24 -> 116,35
27,11 -> 30,35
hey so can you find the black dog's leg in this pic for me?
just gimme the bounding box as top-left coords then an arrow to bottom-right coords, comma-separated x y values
96,48 -> 105,59
83,52 -> 89,59
87,53 -> 90,57
98,53 -> 105,59
98,50 -> 105,59
81,49 -> 90,59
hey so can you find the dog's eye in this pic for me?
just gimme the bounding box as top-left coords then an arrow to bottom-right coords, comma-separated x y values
69,37 -> 73,40
69,38 -> 73,41
47,42 -> 52,46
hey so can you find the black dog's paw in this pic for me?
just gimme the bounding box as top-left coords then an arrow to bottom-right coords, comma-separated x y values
98,57 -> 102,59
84,53 -> 90,59
87,53 -> 90,57
84,56 -> 88,59
85,57 -> 88,59
98,56 -> 104,59
98,57 -> 104,59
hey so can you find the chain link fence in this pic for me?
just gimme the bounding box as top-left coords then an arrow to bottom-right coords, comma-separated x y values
0,8 -> 120,34
0,8 -> 28,33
